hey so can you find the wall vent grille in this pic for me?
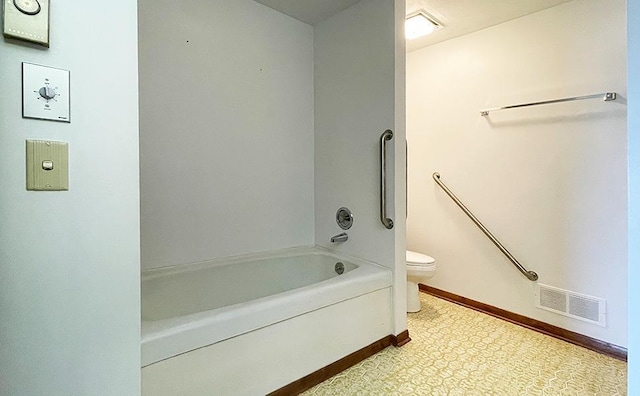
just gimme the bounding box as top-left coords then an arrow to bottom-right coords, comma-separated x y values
535,284 -> 606,327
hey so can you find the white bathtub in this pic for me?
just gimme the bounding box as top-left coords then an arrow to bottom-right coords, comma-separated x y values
141,246 -> 393,394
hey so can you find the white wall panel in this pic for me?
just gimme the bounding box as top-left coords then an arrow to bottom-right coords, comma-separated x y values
0,1 -> 141,394
627,0 -> 640,390
139,0 -> 315,269
314,0 -> 406,334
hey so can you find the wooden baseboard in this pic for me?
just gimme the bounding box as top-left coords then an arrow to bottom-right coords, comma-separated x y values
419,284 -> 627,361
392,329 -> 411,347
268,335 -> 395,395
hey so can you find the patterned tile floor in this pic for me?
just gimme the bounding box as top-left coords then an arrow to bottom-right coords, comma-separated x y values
303,292 -> 627,395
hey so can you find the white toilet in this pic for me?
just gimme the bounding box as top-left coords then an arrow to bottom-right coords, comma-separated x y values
406,250 -> 436,313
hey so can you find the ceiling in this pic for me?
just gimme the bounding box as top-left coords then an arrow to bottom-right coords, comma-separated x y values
254,0 -> 574,52
254,0 -> 362,25
405,0 -> 573,51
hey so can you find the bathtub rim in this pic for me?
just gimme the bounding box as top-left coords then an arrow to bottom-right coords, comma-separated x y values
141,245 -> 392,367
142,244 -> 382,280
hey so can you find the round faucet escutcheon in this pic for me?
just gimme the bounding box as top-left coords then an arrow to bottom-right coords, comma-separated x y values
336,207 -> 354,230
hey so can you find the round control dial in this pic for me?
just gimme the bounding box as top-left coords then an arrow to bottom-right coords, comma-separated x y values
38,86 -> 56,100
13,0 -> 41,15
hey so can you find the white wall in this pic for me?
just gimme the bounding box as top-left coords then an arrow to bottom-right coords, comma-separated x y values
139,0 -> 315,270
314,0 -> 407,334
0,2 -> 141,395
407,0 -> 627,346
628,0 -> 639,391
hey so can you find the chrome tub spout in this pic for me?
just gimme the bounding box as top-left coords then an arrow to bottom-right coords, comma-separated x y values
330,232 -> 348,243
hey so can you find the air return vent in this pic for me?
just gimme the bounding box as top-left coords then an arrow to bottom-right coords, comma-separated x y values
535,284 -> 606,327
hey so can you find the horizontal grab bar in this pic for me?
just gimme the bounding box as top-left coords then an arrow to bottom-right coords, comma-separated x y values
433,172 -> 538,281
480,92 -> 616,116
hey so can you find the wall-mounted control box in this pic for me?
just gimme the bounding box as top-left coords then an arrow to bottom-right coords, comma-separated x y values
22,62 -> 70,122
3,0 -> 50,47
26,139 -> 69,191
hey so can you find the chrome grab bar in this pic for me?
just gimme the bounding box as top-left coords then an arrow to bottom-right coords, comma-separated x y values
432,172 -> 538,281
480,92 -> 616,116
380,130 -> 394,229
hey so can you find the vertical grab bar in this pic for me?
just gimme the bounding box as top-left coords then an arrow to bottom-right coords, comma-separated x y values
380,130 -> 394,229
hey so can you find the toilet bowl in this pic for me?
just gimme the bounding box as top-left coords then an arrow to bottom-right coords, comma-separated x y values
406,250 -> 436,313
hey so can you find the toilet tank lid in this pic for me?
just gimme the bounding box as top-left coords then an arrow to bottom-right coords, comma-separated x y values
406,250 -> 435,264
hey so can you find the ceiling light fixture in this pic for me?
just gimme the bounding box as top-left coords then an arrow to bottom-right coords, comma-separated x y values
405,11 -> 442,40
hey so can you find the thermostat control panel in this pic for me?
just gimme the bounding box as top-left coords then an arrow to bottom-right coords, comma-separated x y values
22,62 -> 70,123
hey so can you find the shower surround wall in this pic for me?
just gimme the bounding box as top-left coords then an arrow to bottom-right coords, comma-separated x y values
140,0 -> 405,331
407,0 -> 627,346
139,0 -> 315,270
314,0 -> 407,333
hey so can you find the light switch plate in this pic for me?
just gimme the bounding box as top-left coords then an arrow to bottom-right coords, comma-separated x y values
26,139 -> 69,191
22,62 -> 70,123
3,0 -> 50,47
